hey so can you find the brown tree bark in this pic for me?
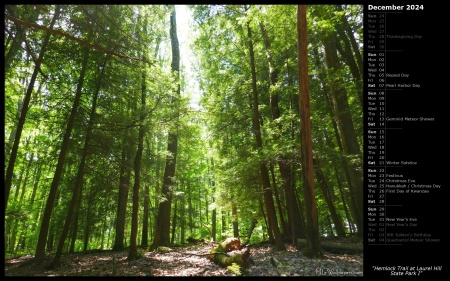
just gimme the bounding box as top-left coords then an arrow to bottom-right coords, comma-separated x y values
83,189 -> 93,252
269,164 -> 287,236
50,56 -> 107,268
323,32 -> 363,237
5,5 -> 61,212
141,183 -> 150,246
247,22 -> 285,251
112,138 -> 131,251
334,6 -> 363,109
128,69 -> 147,260
310,45 -> 360,234
232,202 -> 239,238
323,129 -> 355,234
180,180 -> 186,243
150,7 -> 180,250
336,5 -> 363,77
297,5 -> 322,258
171,198 -> 178,244
314,158 -> 346,237
35,10 -> 90,258
210,157 -> 217,242
259,22 -> 304,245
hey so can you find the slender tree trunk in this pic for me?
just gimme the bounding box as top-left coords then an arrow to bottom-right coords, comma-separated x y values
210,158 -> 217,242
336,5 -> 363,76
258,195 -> 272,242
247,22 -> 285,251
128,68 -> 147,260
297,5 -> 322,258
314,158 -> 346,237
4,5 -> 40,73
260,22 -> 303,245
113,138 -> 131,251
221,210 -> 226,240
18,152 -> 33,202
5,99 -> 23,160
313,44 -> 362,232
35,19 -> 90,259
22,162 -> 42,251
50,56 -> 106,267
46,187 -> 61,253
323,129 -> 354,234
83,190 -> 93,252
150,7 -> 180,250
5,5 -> 61,212
269,164 -> 287,236
323,32 -> 363,237
188,180 -> 193,236
180,181 -> 186,243
232,202 -> 239,238
141,183 -> 150,246
334,6 -> 363,108
171,199 -> 177,244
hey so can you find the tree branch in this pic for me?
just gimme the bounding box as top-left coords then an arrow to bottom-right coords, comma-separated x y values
5,14 -> 155,66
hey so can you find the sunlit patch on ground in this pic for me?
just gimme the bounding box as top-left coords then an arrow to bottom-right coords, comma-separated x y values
6,242 -> 363,276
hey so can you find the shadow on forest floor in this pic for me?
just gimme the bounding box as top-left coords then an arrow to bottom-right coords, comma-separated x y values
5,237 -> 363,276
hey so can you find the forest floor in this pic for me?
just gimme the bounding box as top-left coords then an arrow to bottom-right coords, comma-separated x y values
4,237 -> 363,277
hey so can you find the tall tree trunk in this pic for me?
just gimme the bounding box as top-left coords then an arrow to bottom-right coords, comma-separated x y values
334,6 -> 363,108
323,32 -> 363,237
221,210 -> 226,240
113,138 -> 132,251
314,158 -> 346,237
5,5 -> 61,212
141,183 -> 150,246
259,22 -> 304,245
247,22 -> 285,251
232,202 -> 239,238
83,189 -> 93,252
323,129 -> 355,234
5,99 -> 23,160
4,5 -> 40,73
269,164 -> 287,237
171,199 -> 177,244
297,5 -> 322,258
311,45 -> 360,233
336,5 -> 363,77
258,195 -> 272,242
180,180 -> 186,243
128,68 -> 147,260
19,153 -> 34,203
46,187 -> 61,253
210,158 -> 217,242
150,7 -> 180,250
35,19 -> 90,259
50,56 -> 107,267
211,207 -> 217,242
188,180 -> 193,237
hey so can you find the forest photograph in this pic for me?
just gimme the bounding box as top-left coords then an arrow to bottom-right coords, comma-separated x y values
4,4 -> 364,276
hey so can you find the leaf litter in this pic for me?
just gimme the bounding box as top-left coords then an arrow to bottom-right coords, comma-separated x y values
5,241 -> 363,277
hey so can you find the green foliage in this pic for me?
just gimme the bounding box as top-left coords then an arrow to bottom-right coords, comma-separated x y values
227,262 -> 242,276
4,4 -> 363,255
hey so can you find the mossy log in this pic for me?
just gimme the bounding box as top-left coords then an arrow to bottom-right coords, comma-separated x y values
208,238 -> 250,268
270,256 -> 287,276
208,219 -> 258,271
209,249 -> 250,268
